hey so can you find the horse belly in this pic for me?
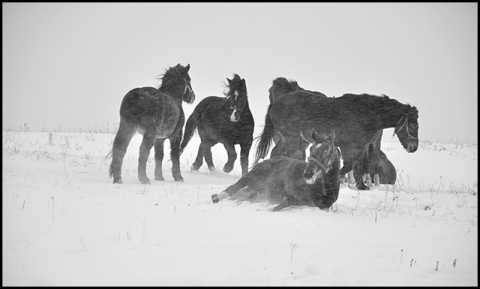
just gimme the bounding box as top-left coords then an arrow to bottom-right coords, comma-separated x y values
136,106 -> 181,138
155,112 -> 180,138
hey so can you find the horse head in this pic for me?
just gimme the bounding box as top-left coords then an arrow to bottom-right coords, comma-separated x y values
225,74 -> 248,123
302,129 -> 339,185
393,105 -> 419,153
268,77 -> 303,103
160,63 -> 195,104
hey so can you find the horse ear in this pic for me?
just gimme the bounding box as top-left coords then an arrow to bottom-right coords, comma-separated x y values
300,130 -> 314,144
226,78 -> 231,84
328,130 -> 336,142
311,128 -> 322,143
186,64 -> 190,71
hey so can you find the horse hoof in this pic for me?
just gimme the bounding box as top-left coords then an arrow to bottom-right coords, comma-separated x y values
139,179 -> 151,184
271,206 -> 282,212
223,165 -> 233,173
191,164 -> 200,171
155,176 -> 165,181
208,166 -> 217,173
212,194 -> 219,203
113,178 -> 122,184
174,177 -> 184,182
357,184 -> 369,190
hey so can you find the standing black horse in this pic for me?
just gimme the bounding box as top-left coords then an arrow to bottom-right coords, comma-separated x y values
212,130 -> 341,211
256,78 -> 391,188
109,64 -> 195,184
254,77 -> 327,165
256,93 -> 418,190
179,74 -> 254,176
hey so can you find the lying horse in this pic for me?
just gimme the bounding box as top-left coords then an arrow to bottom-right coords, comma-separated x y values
212,130 -> 341,211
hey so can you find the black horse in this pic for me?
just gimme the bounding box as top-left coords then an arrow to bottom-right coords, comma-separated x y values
254,77 -> 327,165
212,130 -> 341,211
256,78 -> 391,188
256,93 -> 418,190
109,64 -> 195,184
179,74 -> 254,176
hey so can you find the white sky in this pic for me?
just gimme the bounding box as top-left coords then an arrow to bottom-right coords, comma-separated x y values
2,3 -> 478,143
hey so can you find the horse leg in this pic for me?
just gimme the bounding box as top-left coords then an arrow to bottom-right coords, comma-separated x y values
154,139 -> 165,181
202,141 -> 216,173
169,130 -> 184,182
212,175 -> 252,203
271,195 -> 298,212
138,134 -> 155,184
372,155 -> 381,187
372,131 -> 383,186
353,155 -> 368,190
363,173 -> 373,188
223,143 -> 237,173
239,140 -> 252,176
191,144 -> 204,171
110,119 -> 135,184
230,186 -> 258,203
339,154 -> 355,185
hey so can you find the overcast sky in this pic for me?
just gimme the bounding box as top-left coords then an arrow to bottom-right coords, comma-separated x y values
3,3 -> 477,143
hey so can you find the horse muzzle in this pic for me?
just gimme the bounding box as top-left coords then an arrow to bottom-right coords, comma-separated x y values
303,167 -> 323,184
406,143 -> 418,153
183,83 -> 195,104
402,139 -> 418,153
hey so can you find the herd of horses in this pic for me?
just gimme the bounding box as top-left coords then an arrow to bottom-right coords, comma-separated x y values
110,64 -> 419,211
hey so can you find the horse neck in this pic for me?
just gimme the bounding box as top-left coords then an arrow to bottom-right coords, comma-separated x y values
158,85 -> 182,103
376,103 -> 409,129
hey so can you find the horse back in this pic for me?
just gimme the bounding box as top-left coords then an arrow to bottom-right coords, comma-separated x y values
271,92 -> 378,146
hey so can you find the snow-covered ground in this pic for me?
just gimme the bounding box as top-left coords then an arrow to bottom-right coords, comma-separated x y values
2,130 -> 477,286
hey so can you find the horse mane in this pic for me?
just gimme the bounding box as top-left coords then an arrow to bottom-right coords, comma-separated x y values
223,73 -> 245,97
155,64 -> 184,89
272,77 -> 303,91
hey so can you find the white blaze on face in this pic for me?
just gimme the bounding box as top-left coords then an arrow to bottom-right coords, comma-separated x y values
306,169 -> 323,184
230,109 -> 238,122
230,90 -> 240,122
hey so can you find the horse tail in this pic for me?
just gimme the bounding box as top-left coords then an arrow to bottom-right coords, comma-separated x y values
179,113 -> 197,156
253,103 -> 275,165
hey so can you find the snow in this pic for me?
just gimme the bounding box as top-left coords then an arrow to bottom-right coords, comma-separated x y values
2,130 -> 477,286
